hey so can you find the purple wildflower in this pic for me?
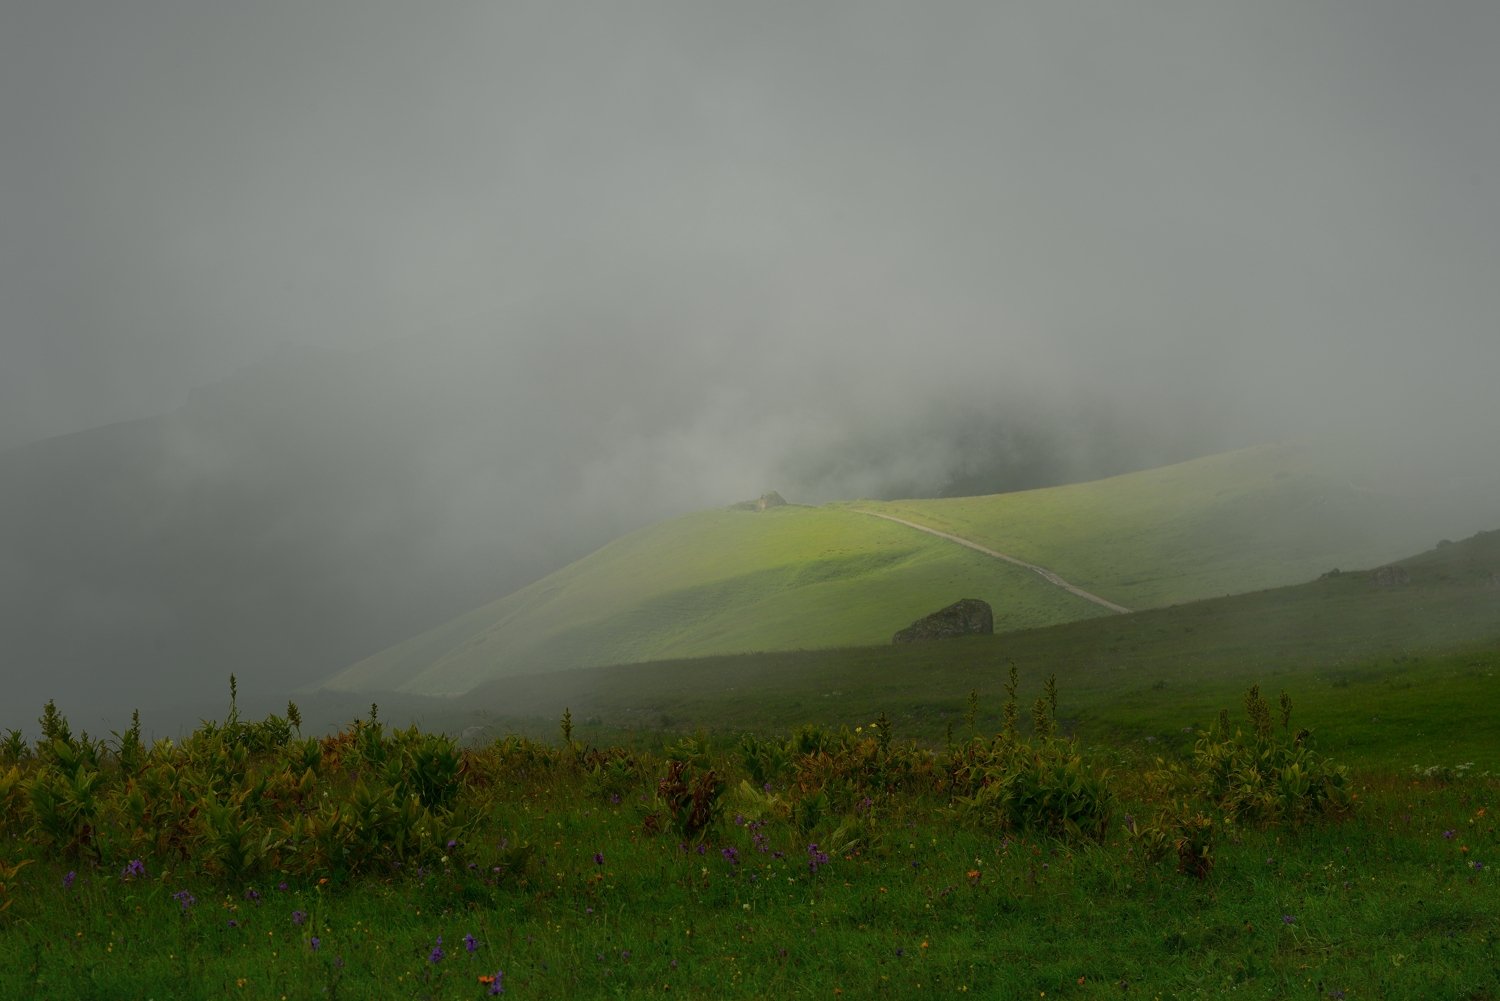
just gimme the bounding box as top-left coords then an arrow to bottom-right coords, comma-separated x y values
121,859 -> 146,880
429,936 -> 445,963
1444,829 -> 1457,840
277,881 -> 288,892
594,852 -> 605,866
62,871 -> 76,889
1474,860 -> 1485,871
292,910 -> 307,926
487,970 -> 505,995
807,843 -> 831,874
447,839 -> 458,850
1282,914 -> 1296,925
244,887 -> 261,903
464,933 -> 479,954
172,890 -> 196,912
721,846 -> 740,865
310,936 -> 321,951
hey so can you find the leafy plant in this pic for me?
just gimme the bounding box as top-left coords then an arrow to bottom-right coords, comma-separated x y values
1191,686 -> 1353,827
737,732 -> 791,787
0,858 -> 31,917
651,758 -> 723,841
948,672 -> 1113,842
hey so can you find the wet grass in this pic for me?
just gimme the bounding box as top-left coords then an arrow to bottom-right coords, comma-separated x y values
2,742 -> 1495,1000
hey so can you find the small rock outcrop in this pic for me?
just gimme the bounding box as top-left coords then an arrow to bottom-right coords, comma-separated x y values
1371,565 -> 1411,587
892,598 -> 994,644
730,491 -> 789,512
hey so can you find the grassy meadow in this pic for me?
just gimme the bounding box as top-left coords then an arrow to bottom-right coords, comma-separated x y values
0,670 -> 1495,1000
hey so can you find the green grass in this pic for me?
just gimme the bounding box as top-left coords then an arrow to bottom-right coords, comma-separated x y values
847,441 -> 1446,609
2,714 -> 1496,1000
8,795 -> 1497,1000
369,529 -> 1500,773
327,442 -> 1461,700
327,504 -> 1105,696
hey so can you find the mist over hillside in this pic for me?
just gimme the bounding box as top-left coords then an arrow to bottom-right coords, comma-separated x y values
0,340 -> 1232,731
4,2 -> 1499,733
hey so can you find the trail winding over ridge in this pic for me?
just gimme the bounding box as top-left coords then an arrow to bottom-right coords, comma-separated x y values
854,510 -> 1132,614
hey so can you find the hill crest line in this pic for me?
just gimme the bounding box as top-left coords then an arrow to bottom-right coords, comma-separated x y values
853,510 -> 1132,614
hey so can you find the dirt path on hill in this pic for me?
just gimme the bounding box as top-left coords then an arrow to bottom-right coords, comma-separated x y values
855,510 -> 1132,614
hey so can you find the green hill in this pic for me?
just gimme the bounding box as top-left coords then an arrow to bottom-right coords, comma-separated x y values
440,528 -> 1500,769
325,503 -> 1107,695
323,442 -> 1459,697
846,441 -> 1448,609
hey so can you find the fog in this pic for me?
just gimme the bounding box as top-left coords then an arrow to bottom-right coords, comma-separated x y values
3,2 -> 1498,731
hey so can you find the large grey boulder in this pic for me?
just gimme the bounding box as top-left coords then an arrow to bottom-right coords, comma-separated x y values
892,598 -> 994,644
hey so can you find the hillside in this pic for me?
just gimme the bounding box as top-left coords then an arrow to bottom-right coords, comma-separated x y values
848,441 -> 1457,609
324,503 -> 1108,696
441,528 -> 1500,768
325,442 -> 1465,698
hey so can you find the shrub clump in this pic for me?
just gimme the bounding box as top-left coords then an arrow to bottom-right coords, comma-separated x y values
946,668 -> 1114,842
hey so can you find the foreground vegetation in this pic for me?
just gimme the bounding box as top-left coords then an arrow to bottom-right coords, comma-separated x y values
2,673 -> 1495,999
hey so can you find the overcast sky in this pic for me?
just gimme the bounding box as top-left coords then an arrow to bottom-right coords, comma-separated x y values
5,0 -> 1498,455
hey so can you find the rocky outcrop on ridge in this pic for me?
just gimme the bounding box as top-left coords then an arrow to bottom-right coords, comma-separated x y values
730,491 -> 789,512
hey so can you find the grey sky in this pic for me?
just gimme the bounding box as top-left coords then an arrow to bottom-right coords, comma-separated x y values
5,1 -> 1497,449
3,2 -> 1499,727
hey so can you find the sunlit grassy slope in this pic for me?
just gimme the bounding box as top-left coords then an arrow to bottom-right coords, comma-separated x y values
444,529 -> 1500,769
326,505 -> 1106,695
325,442 -> 1455,698
848,441 -> 1444,609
